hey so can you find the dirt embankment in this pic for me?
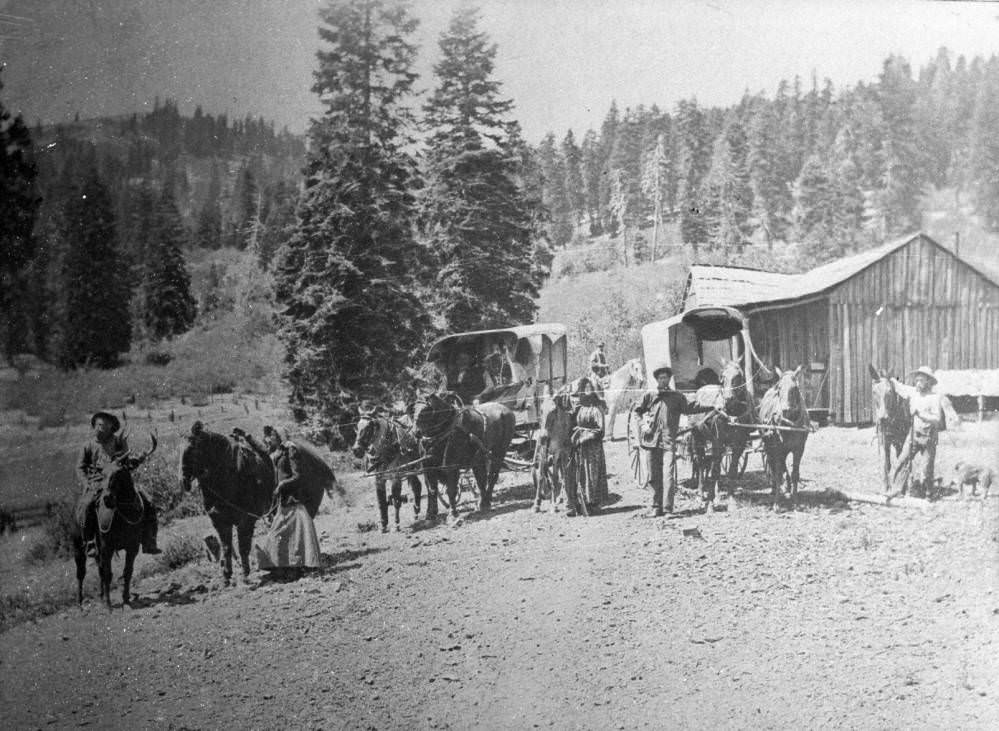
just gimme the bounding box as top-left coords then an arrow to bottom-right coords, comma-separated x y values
2,424 -> 998,729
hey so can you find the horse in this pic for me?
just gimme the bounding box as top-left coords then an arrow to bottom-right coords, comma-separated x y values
758,366 -> 810,510
413,392 -> 516,520
352,409 -> 424,532
687,360 -> 753,510
605,359 -> 645,440
869,364 -> 912,495
179,421 -> 274,584
532,386 -> 576,513
73,435 -> 158,609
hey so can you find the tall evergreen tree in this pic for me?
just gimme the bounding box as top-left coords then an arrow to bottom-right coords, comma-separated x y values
561,129 -> 585,222
703,117 -> 752,254
420,5 -> 544,331
0,72 -> 41,359
536,132 -> 572,247
274,0 -> 430,428
640,133 -> 671,260
968,57 -> 999,231
59,170 -> 132,368
580,128 -> 603,233
144,190 -> 197,339
674,98 -> 712,247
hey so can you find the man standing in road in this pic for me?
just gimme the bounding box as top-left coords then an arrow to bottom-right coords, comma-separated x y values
889,366 -> 950,500
633,365 -> 712,516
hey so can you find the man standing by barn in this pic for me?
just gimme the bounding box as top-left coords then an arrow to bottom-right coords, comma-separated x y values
889,366 -> 950,500
633,365 -> 712,516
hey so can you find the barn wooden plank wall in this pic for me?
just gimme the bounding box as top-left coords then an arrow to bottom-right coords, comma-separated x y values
747,235 -> 999,424
747,300 -> 830,410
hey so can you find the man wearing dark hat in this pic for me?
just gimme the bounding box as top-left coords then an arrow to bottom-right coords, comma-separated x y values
889,366 -> 950,499
633,365 -> 714,516
589,342 -> 609,381
76,411 -> 161,554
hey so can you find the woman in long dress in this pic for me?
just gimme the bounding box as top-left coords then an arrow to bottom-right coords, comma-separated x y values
241,426 -> 321,579
572,378 -> 609,513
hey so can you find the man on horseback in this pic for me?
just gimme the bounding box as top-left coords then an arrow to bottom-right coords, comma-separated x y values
75,411 -> 160,556
589,342 -> 610,383
633,365 -> 714,516
889,366 -> 949,500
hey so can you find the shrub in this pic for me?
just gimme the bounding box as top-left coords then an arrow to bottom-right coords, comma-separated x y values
140,456 -> 204,523
24,501 -> 77,565
157,533 -> 203,570
144,350 -> 173,366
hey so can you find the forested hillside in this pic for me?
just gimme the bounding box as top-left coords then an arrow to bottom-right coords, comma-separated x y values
1,91 -> 305,365
534,48 -> 999,273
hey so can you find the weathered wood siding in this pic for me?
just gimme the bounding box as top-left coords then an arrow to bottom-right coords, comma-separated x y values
747,299 -> 830,411
746,236 -> 999,423
825,236 -> 997,423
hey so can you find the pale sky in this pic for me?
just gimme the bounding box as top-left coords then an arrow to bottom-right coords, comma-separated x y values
2,0 -> 999,142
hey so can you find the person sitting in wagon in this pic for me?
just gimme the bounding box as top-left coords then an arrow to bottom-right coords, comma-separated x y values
454,351 -> 487,404
888,366 -> 951,500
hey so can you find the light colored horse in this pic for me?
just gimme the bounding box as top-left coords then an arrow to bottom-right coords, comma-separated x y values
605,359 -> 645,440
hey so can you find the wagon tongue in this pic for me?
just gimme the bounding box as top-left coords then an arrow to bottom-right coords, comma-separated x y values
681,306 -> 745,341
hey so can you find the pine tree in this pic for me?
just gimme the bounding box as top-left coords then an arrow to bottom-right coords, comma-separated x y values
675,99 -> 712,247
144,189 -> 197,340
703,117 -> 752,254
876,55 -> 926,235
0,72 -> 42,359
968,57 -> 999,231
561,129 -> 585,223
274,0 -> 430,429
640,133 -> 671,260
536,132 -> 572,247
580,129 -> 602,232
59,170 -> 132,368
420,5 -> 544,331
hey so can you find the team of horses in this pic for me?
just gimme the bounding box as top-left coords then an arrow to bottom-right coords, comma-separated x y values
87,357 -> 938,607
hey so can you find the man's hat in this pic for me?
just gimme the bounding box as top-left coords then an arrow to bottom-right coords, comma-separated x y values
91,411 -> 120,432
910,365 -> 937,386
651,364 -> 672,379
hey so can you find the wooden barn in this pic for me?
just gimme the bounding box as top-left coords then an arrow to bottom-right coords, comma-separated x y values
682,232 -> 999,424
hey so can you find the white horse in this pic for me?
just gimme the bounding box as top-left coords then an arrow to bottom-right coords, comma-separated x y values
604,359 -> 645,440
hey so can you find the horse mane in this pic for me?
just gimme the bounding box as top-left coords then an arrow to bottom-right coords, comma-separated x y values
759,374 -> 806,426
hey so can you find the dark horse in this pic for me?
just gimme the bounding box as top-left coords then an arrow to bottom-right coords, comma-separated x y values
413,392 -> 516,520
351,409 -> 424,532
869,364 -> 912,495
180,421 -> 274,584
73,435 -> 158,608
688,360 -> 753,511
532,386 -> 576,513
759,367 -> 810,510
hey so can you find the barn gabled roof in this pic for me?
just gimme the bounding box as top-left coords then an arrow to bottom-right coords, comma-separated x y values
684,232 -> 999,311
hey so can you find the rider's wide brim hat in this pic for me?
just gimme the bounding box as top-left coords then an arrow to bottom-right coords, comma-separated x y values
910,366 -> 937,385
91,411 -> 120,432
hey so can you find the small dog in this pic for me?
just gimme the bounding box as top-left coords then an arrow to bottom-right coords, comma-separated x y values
949,462 -> 994,499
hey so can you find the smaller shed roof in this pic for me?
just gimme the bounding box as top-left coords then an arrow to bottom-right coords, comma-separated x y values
934,369 -> 999,397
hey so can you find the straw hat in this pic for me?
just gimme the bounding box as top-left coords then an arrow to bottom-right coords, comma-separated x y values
910,365 -> 937,386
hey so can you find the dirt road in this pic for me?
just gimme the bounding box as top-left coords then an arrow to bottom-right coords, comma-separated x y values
2,425 -> 998,729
